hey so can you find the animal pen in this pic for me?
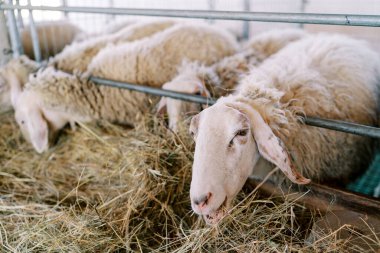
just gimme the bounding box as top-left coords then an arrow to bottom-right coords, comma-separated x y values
0,0 -> 380,252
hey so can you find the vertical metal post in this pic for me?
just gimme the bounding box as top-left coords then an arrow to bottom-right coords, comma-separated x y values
0,1 -> 12,65
28,0 -> 41,62
299,0 -> 308,28
207,0 -> 215,24
107,0 -> 115,23
6,0 -> 23,57
242,0 -> 250,40
62,0 -> 68,18
15,0 -> 23,29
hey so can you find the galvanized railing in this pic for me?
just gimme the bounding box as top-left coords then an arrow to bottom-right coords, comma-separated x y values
1,2 -> 380,139
91,77 -> 380,138
2,4 -> 380,26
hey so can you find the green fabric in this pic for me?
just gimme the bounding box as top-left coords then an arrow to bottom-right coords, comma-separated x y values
347,153 -> 380,197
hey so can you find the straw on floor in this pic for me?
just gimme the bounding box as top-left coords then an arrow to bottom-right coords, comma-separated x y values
0,111 -> 377,252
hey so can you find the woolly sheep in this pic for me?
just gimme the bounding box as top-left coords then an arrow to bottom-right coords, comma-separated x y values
21,21 -> 81,60
0,56 -> 39,113
87,22 -> 238,86
157,29 -> 307,131
14,23 -> 239,153
51,20 -> 176,73
188,34 -> 380,224
73,19 -> 136,42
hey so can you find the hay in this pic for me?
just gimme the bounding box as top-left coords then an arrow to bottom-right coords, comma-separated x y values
0,111 -> 377,252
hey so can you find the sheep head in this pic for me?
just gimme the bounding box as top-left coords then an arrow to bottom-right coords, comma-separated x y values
14,91 -> 70,153
157,77 -> 209,132
189,96 -> 310,224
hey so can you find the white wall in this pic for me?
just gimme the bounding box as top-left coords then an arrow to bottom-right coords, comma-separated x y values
14,0 -> 380,51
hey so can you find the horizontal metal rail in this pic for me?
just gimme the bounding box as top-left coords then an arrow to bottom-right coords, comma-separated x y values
1,4 -> 380,27
90,76 -> 380,138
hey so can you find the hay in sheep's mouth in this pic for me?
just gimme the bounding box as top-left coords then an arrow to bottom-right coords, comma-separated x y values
204,196 -> 228,224
0,111 -> 378,252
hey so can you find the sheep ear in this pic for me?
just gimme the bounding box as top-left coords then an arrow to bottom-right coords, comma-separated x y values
189,113 -> 200,140
156,97 -> 167,116
193,83 -> 210,109
194,83 -> 210,98
239,106 -> 310,185
28,109 -> 49,153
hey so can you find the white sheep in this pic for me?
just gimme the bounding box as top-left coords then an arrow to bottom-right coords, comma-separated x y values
21,21 -> 82,60
87,22 -> 238,86
157,29 -> 307,131
188,34 -> 380,224
51,20 -> 176,73
0,56 -> 39,113
14,22 -> 239,153
73,19 -> 136,42
0,21 -> 175,112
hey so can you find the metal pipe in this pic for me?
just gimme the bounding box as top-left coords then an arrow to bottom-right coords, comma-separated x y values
15,0 -> 23,29
303,117 -> 380,138
242,0 -> 250,39
299,0 -> 308,28
5,0 -> 23,57
89,76 -> 380,139
90,76 -> 216,105
0,3 -> 12,65
207,0 -> 215,24
27,0 -> 41,62
61,0 -> 68,18
1,4 -> 380,27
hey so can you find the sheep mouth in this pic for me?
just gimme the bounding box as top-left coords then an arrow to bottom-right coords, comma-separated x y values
203,196 -> 228,225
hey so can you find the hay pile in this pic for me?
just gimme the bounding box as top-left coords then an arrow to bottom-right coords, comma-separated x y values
0,111 -> 376,252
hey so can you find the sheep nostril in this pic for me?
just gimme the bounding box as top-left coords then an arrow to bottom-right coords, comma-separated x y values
193,192 -> 212,208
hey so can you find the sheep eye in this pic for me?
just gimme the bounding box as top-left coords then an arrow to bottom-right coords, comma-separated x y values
236,129 -> 248,137
228,138 -> 234,148
21,120 -> 25,124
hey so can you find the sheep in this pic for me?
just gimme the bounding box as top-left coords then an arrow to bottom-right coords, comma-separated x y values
73,19 -> 136,42
87,22 -> 238,86
188,34 -> 380,224
0,55 -> 39,113
21,21 -> 81,60
51,20 -> 176,73
157,29 -> 307,131
13,23 -> 239,153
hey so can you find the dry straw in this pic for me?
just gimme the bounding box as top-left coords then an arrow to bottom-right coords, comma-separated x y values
0,111 -> 377,252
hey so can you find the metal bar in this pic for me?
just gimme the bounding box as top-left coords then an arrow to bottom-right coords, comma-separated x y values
0,3 -> 12,65
89,76 -> 380,139
27,0 -> 41,62
242,0 -> 250,39
207,0 -> 215,24
15,0 -> 23,29
61,0 -> 68,18
304,117 -> 380,138
299,0 -> 308,28
90,76 -> 216,105
5,0 -> 23,57
1,4 -> 380,27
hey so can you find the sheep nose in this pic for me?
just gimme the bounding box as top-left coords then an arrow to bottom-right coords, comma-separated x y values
193,192 -> 212,209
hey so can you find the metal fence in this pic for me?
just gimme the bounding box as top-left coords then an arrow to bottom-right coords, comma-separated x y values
1,1 -> 380,138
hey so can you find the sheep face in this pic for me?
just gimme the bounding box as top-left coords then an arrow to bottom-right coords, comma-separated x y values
189,98 -> 310,224
157,79 -> 209,132
15,92 -> 50,153
14,91 -> 69,153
